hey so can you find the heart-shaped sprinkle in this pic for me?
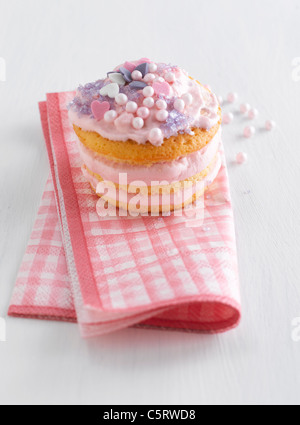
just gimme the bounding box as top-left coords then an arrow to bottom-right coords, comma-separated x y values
91,101 -> 110,121
100,83 -> 120,99
123,61 -> 136,73
119,67 -> 133,83
153,81 -> 171,97
134,62 -> 149,77
129,81 -> 147,90
108,72 -> 126,86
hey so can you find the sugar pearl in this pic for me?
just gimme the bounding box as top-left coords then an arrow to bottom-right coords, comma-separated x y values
149,63 -> 158,73
137,107 -> 150,119
223,112 -> 234,125
156,110 -> 169,122
156,99 -> 167,110
165,72 -> 176,83
131,70 -> 143,81
143,97 -> 155,108
115,93 -> 128,106
265,120 -> 276,131
155,77 -> 165,83
104,110 -> 117,123
227,92 -> 238,103
240,103 -> 250,114
144,73 -> 156,83
174,99 -> 185,112
244,126 -> 256,138
126,101 -> 138,113
236,152 -> 248,164
248,108 -> 258,120
132,117 -> 144,129
149,128 -> 163,145
143,86 -> 155,98
182,93 -> 193,106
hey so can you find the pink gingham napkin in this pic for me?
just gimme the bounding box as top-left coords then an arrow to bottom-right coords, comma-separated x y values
8,92 -> 241,337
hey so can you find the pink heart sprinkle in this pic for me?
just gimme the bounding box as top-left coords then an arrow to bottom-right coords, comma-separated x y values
137,58 -> 152,65
91,101 -> 110,121
123,62 -> 136,73
153,81 -> 171,97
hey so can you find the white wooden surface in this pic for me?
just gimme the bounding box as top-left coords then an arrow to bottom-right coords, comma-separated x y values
0,0 -> 300,405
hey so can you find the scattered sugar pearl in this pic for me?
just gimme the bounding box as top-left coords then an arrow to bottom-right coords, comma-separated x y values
223,112 -> 234,125
115,93 -> 128,106
156,110 -> 169,122
174,99 -> 185,113
182,93 -> 193,106
236,152 -> 248,164
144,73 -> 156,83
132,117 -> 144,129
227,92 -> 238,103
131,70 -> 143,81
143,97 -> 155,108
156,99 -> 167,110
240,103 -> 250,114
143,86 -> 155,98
104,110 -> 117,123
149,63 -> 158,73
149,128 -> 163,145
165,72 -> 176,83
137,107 -> 150,119
248,108 -> 258,120
244,126 -> 256,138
265,120 -> 276,131
126,101 -> 138,113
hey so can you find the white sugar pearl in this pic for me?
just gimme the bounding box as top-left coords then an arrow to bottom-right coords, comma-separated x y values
132,117 -> 144,129
126,101 -> 138,113
236,152 -> 248,164
174,99 -> 185,112
240,103 -> 250,114
248,108 -> 258,120
156,110 -> 169,122
144,73 -> 156,83
115,93 -> 128,106
165,72 -> 176,83
223,112 -> 234,125
143,86 -> 155,98
182,93 -> 193,106
156,99 -> 167,110
149,63 -> 158,73
143,97 -> 155,108
149,128 -> 163,145
131,70 -> 143,81
137,107 -> 150,119
265,120 -> 276,131
104,110 -> 117,123
155,77 -> 165,83
244,126 -> 256,138
227,92 -> 238,103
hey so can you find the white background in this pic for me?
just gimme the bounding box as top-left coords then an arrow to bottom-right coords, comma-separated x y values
0,0 -> 300,405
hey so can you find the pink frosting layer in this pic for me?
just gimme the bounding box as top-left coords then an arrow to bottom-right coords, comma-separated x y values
82,153 -> 221,209
77,129 -> 221,185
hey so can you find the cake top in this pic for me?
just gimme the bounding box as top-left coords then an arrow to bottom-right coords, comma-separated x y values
68,58 -> 220,147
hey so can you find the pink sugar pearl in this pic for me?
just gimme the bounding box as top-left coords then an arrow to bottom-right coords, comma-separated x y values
223,112 -> 234,125
149,128 -> 163,145
236,152 -> 248,164
265,120 -> 276,131
248,108 -> 258,120
131,70 -> 143,81
227,92 -> 238,103
126,101 -> 138,113
143,97 -> 155,108
240,103 -> 250,114
137,107 -> 150,119
144,73 -> 156,83
156,109 -> 169,122
132,117 -> 144,129
244,126 -> 256,138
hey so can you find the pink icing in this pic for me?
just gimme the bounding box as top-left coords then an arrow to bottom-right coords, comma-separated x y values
77,130 -> 221,185
68,59 -> 220,146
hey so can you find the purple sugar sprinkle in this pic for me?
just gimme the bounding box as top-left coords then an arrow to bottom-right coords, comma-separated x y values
119,67 -> 132,83
129,81 -> 147,90
134,62 -> 149,77
161,109 -> 192,139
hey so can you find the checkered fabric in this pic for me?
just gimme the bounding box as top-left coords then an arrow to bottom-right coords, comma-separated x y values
8,92 -> 241,337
